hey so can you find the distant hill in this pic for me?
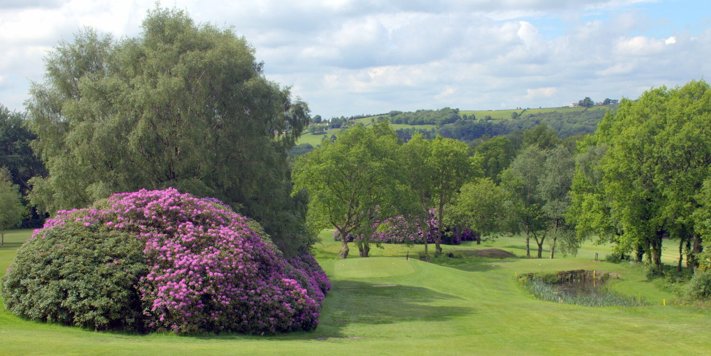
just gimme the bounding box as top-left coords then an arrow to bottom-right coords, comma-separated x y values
295,105 -> 615,149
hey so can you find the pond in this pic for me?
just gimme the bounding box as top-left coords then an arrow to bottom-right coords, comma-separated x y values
519,270 -> 645,307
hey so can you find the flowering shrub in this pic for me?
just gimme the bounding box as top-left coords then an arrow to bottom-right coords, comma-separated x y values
3,188 -> 329,334
367,210 -> 480,245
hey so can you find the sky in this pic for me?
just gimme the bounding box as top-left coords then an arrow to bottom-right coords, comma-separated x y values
1,0 -> 709,118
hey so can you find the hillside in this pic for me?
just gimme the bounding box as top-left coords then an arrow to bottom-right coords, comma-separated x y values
297,105 -> 613,147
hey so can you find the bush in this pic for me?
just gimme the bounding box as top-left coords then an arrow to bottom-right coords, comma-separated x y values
2,223 -> 147,331
3,188 -> 329,334
687,271 -> 711,300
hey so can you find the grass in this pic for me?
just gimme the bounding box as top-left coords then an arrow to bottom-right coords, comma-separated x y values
299,106 -> 610,146
461,106 -> 610,121
1,228 -> 710,355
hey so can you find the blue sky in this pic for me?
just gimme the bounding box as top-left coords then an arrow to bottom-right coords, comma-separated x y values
1,0 -> 709,118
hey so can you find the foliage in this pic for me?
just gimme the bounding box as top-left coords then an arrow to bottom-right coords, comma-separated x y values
572,81 -> 711,271
0,168 -> 25,246
0,104 -> 46,195
500,138 -> 576,258
2,188 -> 329,334
293,123 -> 413,258
387,107 -> 461,126
473,136 -> 520,183
429,136 -> 475,254
0,105 -> 46,228
686,271 -> 711,299
2,223 -> 147,331
500,146 -> 547,258
25,8 -> 310,255
448,178 -> 507,237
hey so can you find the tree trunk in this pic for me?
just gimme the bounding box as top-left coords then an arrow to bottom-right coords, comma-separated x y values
644,239 -> 652,265
635,244 -> 644,263
337,227 -> 350,259
550,235 -> 557,259
687,234 -> 702,269
435,201 -> 444,255
1,230 -> 4,247
525,233 -> 531,259
419,215 -> 429,257
678,237 -> 684,272
358,241 -> 370,257
537,242 -> 543,258
340,239 -> 349,259
651,231 -> 664,272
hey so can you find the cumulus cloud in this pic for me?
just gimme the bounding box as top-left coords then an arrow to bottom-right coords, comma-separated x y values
0,0 -> 709,118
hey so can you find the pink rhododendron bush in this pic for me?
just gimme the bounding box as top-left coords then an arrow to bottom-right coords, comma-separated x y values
2,188 -> 330,334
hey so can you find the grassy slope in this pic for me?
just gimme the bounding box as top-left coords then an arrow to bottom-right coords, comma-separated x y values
298,106 -> 607,145
1,229 -> 710,355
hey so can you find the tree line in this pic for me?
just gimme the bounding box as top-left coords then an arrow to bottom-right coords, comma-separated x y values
293,82 -> 711,297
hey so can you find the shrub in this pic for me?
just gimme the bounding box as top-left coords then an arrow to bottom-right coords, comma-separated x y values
3,188 -> 329,334
687,271 -> 711,300
2,223 -> 147,331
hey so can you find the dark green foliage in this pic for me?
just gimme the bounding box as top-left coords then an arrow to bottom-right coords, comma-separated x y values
0,168 -> 26,245
687,271 -> 711,299
0,105 -> 46,195
570,81 -> 711,272
578,97 -> 595,108
2,223 -> 147,331
387,107 -> 461,126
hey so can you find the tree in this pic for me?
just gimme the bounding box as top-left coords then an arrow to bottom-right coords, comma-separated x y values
0,105 -> 47,227
538,145 -> 576,258
25,8 -> 310,254
576,81 -> 711,272
501,146 -> 548,258
0,105 -> 46,195
448,178 -> 507,239
474,136 -> 519,183
523,124 -> 560,150
400,133 -> 436,256
567,135 -> 625,256
292,123 -> 410,258
429,136 -> 474,255
0,168 -> 25,246
578,97 -> 594,108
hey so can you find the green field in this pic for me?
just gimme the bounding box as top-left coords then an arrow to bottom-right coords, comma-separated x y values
461,106 -> 610,121
298,106 -> 610,146
1,229 -> 709,355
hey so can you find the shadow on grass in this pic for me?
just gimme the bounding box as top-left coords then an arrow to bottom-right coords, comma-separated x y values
191,280 -> 472,341
433,258 -> 515,272
0,242 -> 23,250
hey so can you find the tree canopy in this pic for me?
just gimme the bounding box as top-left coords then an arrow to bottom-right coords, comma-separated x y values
26,8 -> 310,254
292,123 -> 413,258
0,168 -> 25,246
570,81 -> 711,270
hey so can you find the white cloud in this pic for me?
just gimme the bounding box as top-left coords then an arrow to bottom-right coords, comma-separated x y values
616,36 -> 667,56
0,0 -> 709,118
525,87 -> 558,99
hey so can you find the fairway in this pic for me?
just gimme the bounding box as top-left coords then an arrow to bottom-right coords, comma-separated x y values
1,229 -> 710,355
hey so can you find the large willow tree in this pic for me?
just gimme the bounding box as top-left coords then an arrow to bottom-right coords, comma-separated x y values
27,8 -> 311,254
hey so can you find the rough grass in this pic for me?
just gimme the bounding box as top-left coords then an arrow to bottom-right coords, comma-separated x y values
461,106 -> 610,121
1,229 -> 710,355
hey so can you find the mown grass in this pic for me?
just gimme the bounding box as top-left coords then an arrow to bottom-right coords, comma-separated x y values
1,228 -> 710,355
